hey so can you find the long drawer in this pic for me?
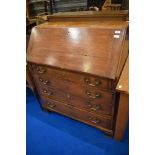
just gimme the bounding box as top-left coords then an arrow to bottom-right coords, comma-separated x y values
33,73 -> 114,100
41,96 -> 113,133
30,63 -> 113,90
36,84 -> 114,116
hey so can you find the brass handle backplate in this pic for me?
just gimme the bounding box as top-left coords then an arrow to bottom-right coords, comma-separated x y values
43,80 -> 49,85
84,78 -> 101,87
35,66 -> 46,74
88,116 -> 101,124
39,78 -> 49,85
90,105 -> 102,111
86,102 -> 93,108
86,102 -> 102,111
85,91 -> 102,99
46,101 -> 56,108
42,89 -> 53,96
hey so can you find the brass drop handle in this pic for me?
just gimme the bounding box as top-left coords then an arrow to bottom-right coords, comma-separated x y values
91,119 -> 100,124
86,102 -> 93,108
46,102 -> 56,108
38,70 -> 45,74
88,116 -> 101,124
86,91 -> 102,99
39,78 -> 43,82
36,66 -> 46,74
86,102 -> 101,111
84,78 -> 101,87
43,90 -> 47,93
39,78 -> 49,85
43,80 -> 49,85
90,105 -> 101,111
43,89 -> 53,96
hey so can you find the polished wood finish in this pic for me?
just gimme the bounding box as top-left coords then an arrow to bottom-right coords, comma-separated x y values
27,19 -> 128,138
114,57 -> 129,140
37,20 -> 128,28
32,72 -> 115,117
31,64 -> 113,90
116,38 -> 128,81
34,77 -> 114,107
116,57 -> 129,93
114,93 -> 129,140
27,22 -> 128,79
42,96 -> 113,134
47,10 -> 129,22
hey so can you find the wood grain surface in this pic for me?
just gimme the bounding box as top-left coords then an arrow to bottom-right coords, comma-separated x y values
47,10 -> 129,22
42,96 -> 113,132
116,57 -> 129,93
115,56 -> 129,140
27,22 -> 128,79
114,93 -> 129,140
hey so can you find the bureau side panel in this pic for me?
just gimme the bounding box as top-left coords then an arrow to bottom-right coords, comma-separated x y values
116,37 -> 129,82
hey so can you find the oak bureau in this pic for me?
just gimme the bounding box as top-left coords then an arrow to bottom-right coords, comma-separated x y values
27,19 -> 129,139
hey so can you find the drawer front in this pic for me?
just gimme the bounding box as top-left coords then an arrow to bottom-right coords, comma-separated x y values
41,97 -> 113,130
30,64 -> 112,90
33,74 -> 114,105
36,85 -> 114,116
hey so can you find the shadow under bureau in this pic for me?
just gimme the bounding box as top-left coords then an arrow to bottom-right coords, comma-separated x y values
27,20 -> 129,139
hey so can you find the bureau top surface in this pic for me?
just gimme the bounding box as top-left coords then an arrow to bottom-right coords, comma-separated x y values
27,21 -> 128,79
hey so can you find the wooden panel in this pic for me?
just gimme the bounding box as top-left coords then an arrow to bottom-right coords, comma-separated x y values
116,57 -> 129,93
47,10 -> 129,22
27,24 -> 127,79
114,56 -> 129,140
41,97 -> 113,132
116,38 -> 129,81
37,20 -> 128,29
114,93 -> 129,140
